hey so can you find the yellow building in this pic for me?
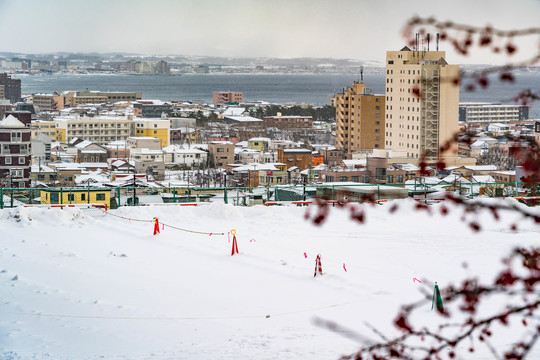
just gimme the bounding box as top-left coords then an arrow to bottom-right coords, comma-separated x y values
40,188 -> 111,209
54,115 -> 133,145
385,47 -> 460,161
258,163 -> 288,186
247,137 -> 271,151
334,82 -> 385,154
32,120 -> 57,140
134,119 -> 170,147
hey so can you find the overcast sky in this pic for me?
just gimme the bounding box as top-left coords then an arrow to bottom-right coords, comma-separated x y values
1,0 -> 539,65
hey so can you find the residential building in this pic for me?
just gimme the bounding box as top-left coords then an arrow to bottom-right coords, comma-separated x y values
0,73 -> 21,104
31,93 -> 65,112
213,91 -> 243,105
263,115 -> 313,129
133,100 -> 172,118
0,85 -> 4,99
248,137 -> 271,151
319,147 -> 345,166
319,157 -> 407,185
208,141 -> 235,168
170,127 -> 199,144
277,148 -> 312,170
31,164 -> 56,185
166,147 -> 207,168
334,82 -> 385,153
258,163 -> 288,186
129,148 -> 165,180
63,90 -> 142,106
0,99 -> 11,120
31,133 -> 52,162
55,115 -> 132,145
126,136 -> 162,150
459,102 -> 529,126
32,120 -> 57,141
385,47 -> 460,161
0,115 -> 32,187
133,119 -> 170,147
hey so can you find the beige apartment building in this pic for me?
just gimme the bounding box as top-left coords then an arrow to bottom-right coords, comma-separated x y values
31,93 -> 65,112
55,115 -> 133,145
385,47 -> 460,161
63,90 -> 142,106
334,82 -> 385,153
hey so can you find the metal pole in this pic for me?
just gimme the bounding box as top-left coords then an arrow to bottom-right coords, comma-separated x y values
224,174 -> 228,205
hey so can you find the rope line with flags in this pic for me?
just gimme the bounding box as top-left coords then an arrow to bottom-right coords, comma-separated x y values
104,211 -> 224,236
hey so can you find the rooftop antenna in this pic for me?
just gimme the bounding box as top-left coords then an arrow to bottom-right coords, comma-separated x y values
436,33 -> 440,51
360,66 -> 364,83
415,33 -> 419,52
427,33 -> 430,51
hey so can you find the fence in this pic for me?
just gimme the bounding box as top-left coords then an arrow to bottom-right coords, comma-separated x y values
0,181 -> 535,209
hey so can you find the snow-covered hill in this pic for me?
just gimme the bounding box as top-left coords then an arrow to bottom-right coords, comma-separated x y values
0,199 -> 538,359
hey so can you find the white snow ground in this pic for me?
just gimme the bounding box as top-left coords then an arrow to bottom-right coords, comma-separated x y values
0,198 -> 539,359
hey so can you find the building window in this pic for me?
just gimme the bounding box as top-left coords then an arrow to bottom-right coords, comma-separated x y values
6,157 -> 12,164
351,176 -> 359,182
362,175 -> 370,183
11,131 -> 22,143
96,193 -> 106,201
375,168 -> 387,180
339,176 -> 348,182
81,194 -> 86,201
387,175 -> 393,183
68,194 -> 75,202
397,175 -> 404,183
18,157 -> 25,164
326,175 -> 334,182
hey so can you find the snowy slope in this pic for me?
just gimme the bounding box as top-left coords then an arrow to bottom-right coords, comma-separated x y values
0,199 -> 539,359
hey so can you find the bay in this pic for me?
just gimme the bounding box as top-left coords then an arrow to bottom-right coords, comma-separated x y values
15,72 -> 540,117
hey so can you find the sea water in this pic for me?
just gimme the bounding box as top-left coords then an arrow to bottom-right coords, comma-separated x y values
15,72 -> 540,117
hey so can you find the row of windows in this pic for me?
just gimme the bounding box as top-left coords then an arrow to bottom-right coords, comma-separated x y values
3,156 -> 26,165
1,144 -> 28,154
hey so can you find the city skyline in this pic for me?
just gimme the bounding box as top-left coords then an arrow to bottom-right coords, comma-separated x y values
1,0 -> 539,65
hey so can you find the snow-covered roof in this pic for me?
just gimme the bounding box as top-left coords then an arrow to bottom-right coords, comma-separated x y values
0,115 -> 25,127
30,164 -> 56,173
223,107 -> 245,116
224,116 -> 263,123
341,159 -> 367,168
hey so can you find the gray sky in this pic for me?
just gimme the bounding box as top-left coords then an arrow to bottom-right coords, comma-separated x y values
1,0 -> 539,64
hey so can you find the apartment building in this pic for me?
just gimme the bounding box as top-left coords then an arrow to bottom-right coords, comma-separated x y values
262,115 -> 313,129
208,141 -> 235,168
133,118 -> 170,147
334,82 -> 385,153
0,73 -> 21,104
31,120 -> 57,141
0,115 -> 32,187
277,148 -> 312,170
213,91 -> 243,105
63,90 -> 142,107
385,47 -> 460,161
31,93 -> 65,112
55,115 -> 132,145
133,100 -> 172,117
459,102 -> 529,126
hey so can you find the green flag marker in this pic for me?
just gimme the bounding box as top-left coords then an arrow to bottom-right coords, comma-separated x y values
431,282 -> 444,312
